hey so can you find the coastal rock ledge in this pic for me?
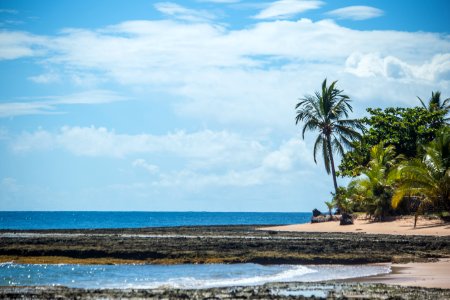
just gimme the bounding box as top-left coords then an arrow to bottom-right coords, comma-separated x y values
1,282 -> 449,299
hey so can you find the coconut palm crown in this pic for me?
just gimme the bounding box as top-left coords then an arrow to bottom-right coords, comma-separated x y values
295,79 -> 363,193
418,91 -> 450,123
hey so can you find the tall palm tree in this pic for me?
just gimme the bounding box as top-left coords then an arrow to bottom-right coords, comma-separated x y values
418,91 -> 450,123
392,128 -> 450,227
351,143 -> 402,220
295,79 -> 363,193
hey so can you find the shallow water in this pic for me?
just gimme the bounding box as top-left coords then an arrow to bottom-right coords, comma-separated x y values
0,262 -> 391,289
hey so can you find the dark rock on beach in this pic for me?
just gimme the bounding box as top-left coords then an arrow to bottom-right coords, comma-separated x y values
0,225 -> 449,265
340,213 -> 354,225
312,208 -> 322,217
1,282 -> 449,299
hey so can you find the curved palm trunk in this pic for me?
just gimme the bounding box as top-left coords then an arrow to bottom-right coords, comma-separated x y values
326,136 -> 339,194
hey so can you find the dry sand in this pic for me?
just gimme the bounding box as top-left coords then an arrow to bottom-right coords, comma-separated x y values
360,258 -> 450,289
263,216 -> 450,236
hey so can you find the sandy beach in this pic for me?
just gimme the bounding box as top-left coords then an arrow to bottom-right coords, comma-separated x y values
262,216 -> 450,236
359,258 -> 450,289
262,217 -> 450,289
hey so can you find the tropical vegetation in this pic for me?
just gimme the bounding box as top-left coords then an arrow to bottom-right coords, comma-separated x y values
296,84 -> 450,226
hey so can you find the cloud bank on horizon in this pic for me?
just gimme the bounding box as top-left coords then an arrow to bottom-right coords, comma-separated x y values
0,0 -> 449,211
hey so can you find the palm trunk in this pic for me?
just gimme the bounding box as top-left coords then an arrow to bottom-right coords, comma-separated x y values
326,136 -> 339,194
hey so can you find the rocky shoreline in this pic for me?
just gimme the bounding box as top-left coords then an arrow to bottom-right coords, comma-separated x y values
2,225 -> 450,299
1,282 -> 450,299
1,225 -> 449,265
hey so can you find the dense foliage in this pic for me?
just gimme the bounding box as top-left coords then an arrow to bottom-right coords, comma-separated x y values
298,88 -> 450,225
338,107 -> 446,177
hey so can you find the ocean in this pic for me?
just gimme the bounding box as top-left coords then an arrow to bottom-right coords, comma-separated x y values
0,211 -> 311,230
0,211 -> 392,289
0,262 -> 391,289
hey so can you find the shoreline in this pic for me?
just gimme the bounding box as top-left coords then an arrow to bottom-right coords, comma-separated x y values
353,258 -> 450,289
2,282 -> 449,299
1,224 -> 450,295
261,216 -> 450,236
2,225 -> 449,265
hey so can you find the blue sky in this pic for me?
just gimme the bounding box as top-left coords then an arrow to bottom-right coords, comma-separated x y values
0,0 -> 449,211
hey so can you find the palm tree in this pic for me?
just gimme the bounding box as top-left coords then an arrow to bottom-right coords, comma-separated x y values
418,91 -> 450,123
351,143 -> 402,220
324,201 -> 334,218
295,79 -> 363,193
392,128 -> 450,227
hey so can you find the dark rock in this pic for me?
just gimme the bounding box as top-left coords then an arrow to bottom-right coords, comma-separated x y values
311,215 -> 331,223
340,213 -> 354,225
312,209 -> 322,217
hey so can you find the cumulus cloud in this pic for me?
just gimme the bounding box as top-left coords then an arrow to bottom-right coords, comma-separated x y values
253,0 -> 323,19
345,52 -> 450,82
1,13 -> 449,124
326,6 -> 384,21
10,126 -> 315,188
11,127 -> 265,165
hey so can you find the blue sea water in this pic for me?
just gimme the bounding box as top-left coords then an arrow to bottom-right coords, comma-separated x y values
0,262 -> 391,289
0,211 -> 311,230
0,212 -> 393,289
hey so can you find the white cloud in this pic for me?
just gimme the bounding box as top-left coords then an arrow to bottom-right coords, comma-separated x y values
132,159 -> 159,174
326,6 -> 384,21
155,168 -> 267,188
345,52 -> 450,82
253,0 -> 323,20
0,31 -> 47,60
11,127 -> 315,188
0,90 -> 125,117
1,16 -> 449,125
11,127 -> 265,164
154,2 -> 215,22
28,72 -> 61,84
197,0 -> 240,3
197,0 -> 241,4
263,138 -> 313,171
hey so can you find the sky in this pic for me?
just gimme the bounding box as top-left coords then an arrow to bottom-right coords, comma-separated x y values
0,0 -> 449,212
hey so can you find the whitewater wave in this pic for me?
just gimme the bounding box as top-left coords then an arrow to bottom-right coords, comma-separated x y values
114,265 -> 317,289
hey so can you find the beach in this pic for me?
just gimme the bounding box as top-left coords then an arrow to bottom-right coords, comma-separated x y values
359,258 -> 450,289
262,216 -> 450,236
1,219 -> 450,298
263,216 -> 450,290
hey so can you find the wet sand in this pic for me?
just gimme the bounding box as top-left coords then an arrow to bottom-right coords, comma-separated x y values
358,258 -> 450,289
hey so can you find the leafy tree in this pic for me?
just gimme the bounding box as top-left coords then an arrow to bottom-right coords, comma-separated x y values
392,127 -> 450,227
331,186 -> 354,213
295,79 -> 363,193
350,143 -> 402,220
338,107 -> 446,177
